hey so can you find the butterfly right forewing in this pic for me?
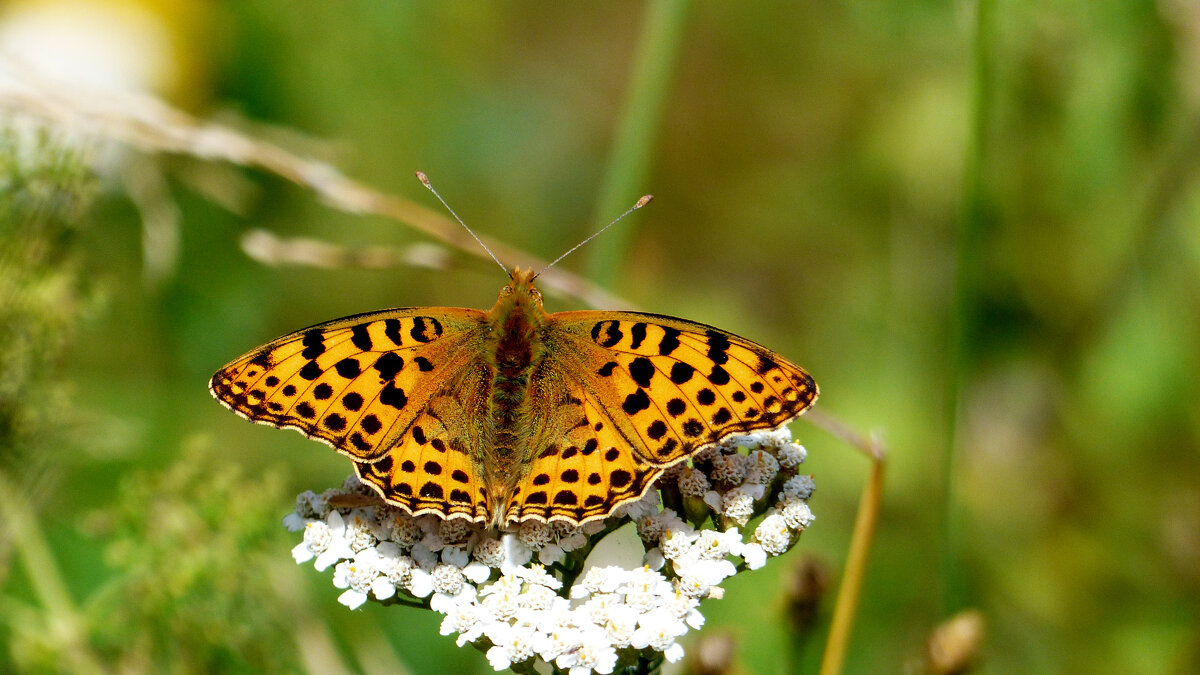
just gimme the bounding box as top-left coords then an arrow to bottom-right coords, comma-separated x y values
210,307 -> 487,463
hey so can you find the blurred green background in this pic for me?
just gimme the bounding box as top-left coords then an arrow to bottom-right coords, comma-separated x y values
2,1 -> 1199,673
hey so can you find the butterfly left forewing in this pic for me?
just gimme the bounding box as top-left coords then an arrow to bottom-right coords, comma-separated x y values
546,311 -> 817,466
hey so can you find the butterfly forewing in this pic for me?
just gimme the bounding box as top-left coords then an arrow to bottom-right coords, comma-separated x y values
549,311 -> 817,463
209,307 -> 487,467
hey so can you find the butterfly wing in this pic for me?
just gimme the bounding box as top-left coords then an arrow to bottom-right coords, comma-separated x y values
502,311 -> 818,525
210,307 -> 493,521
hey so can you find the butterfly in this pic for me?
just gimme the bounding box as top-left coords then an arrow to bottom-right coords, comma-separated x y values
210,265 -> 817,529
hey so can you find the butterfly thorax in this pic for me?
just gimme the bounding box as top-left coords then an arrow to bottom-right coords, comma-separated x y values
480,268 -> 549,513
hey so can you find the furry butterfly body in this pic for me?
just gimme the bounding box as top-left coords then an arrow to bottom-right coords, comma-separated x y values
211,268 -> 817,527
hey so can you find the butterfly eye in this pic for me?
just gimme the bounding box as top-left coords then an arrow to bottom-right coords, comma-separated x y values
500,286 -> 513,297
530,289 -> 543,303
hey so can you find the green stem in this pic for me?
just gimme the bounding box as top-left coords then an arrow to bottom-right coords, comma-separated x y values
942,0 -> 994,614
584,0 -> 691,289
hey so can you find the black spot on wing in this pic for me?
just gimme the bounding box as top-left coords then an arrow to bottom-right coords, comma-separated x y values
335,357 -> 361,378
708,365 -> 730,385
622,388 -> 651,415
630,322 -> 648,349
384,319 -> 404,346
629,357 -> 655,387
299,361 -> 322,381
647,420 -> 668,439
658,326 -> 681,356
380,382 -> 408,409
324,413 -> 346,431
670,362 -> 694,384
666,398 -> 687,416
361,414 -> 382,434
375,352 -> 404,380
351,324 -> 373,351
411,316 -> 442,343
591,320 -> 623,348
301,329 -> 326,359
705,330 -> 730,365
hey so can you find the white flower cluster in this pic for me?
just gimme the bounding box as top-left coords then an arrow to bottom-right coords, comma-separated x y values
284,427 -> 813,674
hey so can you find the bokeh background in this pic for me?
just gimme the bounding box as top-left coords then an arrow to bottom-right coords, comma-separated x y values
2,1 -> 1199,673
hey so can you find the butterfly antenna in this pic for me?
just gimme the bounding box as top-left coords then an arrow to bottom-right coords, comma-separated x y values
534,194 -> 653,279
416,171 -> 508,274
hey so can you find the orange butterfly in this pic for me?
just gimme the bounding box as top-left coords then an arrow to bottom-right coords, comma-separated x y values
211,184 -> 817,528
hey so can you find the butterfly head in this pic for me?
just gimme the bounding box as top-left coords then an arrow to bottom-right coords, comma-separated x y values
492,267 -> 545,315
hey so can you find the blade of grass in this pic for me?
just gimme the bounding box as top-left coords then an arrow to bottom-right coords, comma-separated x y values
584,0 -> 690,288
942,0 -> 995,614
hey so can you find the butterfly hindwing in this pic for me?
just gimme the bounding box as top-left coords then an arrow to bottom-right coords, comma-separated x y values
504,384 -> 657,524
354,388 -> 490,522
210,308 -> 487,467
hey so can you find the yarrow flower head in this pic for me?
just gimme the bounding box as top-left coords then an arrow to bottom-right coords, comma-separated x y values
284,426 -> 815,673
